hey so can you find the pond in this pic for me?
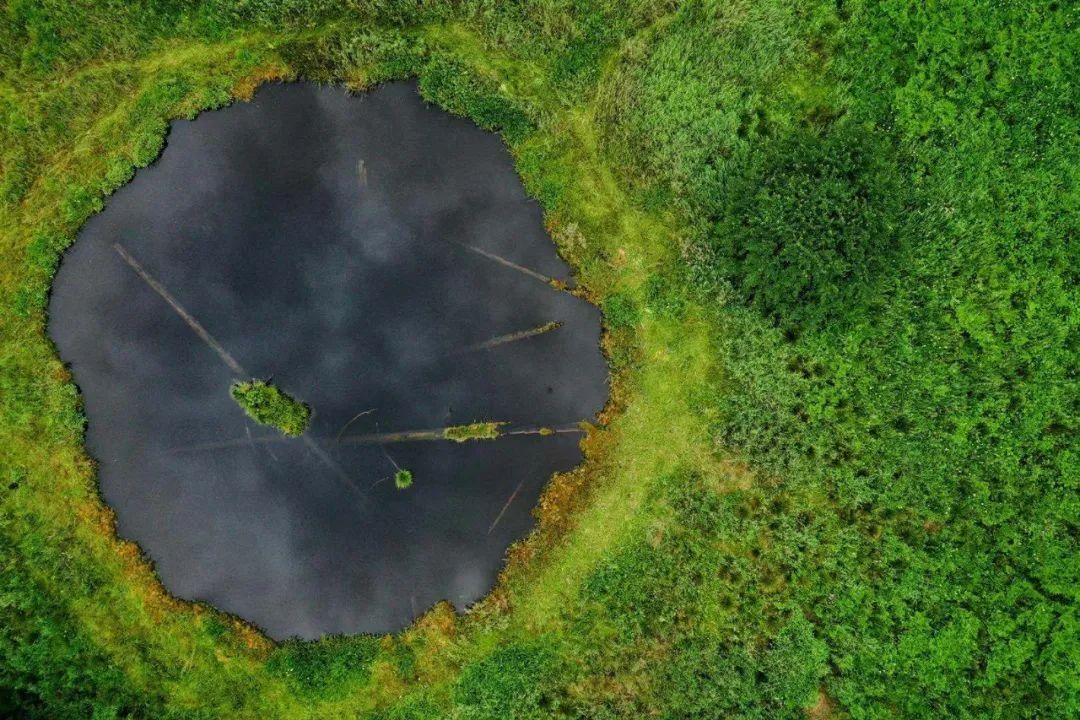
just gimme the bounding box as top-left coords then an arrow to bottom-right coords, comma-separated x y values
48,81 -> 608,640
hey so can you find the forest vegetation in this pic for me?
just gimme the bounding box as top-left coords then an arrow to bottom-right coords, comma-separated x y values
0,1 -> 1075,718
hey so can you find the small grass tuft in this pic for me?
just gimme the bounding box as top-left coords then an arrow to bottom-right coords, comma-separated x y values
230,380 -> 311,437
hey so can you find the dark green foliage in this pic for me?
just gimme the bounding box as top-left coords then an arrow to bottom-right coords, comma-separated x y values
276,29 -> 424,84
580,541 -> 675,639
4,0 -> 193,76
266,635 -> 381,699
230,380 -> 311,436
418,56 -> 533,143
657,639 -> 761,720
643,273 -> 687,321
599,292 -> 642,368
706,123 -> 902,331
601,293 -> 639,331
0,533 -> 164,718
598,0 -> 1078,715
569,471 -> 834,718
546,7 -> 621,96
363,693 -> 442,720
759,614 -> 828,711
453,643 -> 566,720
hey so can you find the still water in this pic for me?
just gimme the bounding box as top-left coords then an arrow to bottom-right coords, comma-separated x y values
49,81 -> 608,639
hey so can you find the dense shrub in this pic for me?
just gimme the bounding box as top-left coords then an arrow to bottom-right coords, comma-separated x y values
595,0 -> 1078,715
230,380 -> 311,436
275,29 -> 423,85
0,532 -> 165,719
394,469 -> 413,489
706,123 -> 903,331
266,636 -> 380,699
417,56 -> 534,142
453,643 -> 566,720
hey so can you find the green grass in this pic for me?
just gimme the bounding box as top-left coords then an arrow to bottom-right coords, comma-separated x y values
0,1 -> 1075,718
394,469 -> 413,490
442,421 -> 504,443
230,380 -> 311,437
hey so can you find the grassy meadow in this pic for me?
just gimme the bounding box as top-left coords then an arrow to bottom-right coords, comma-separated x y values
0,1 -> 1075,718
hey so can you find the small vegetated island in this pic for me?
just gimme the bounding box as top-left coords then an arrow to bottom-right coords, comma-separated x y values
229,380 -> 311,437
442,421 -> 504,442
394,469 -> 413,489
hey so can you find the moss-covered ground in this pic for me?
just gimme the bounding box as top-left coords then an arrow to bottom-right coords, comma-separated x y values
443,422 -> 504,443
0,2 -> 1075,718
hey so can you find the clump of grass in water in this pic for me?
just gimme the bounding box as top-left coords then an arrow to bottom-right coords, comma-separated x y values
230,380 -> 311,437
394,469 -> 413,489
443,421 -> 505,442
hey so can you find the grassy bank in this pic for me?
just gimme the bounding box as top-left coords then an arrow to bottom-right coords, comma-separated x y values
0,1 -> 1075,718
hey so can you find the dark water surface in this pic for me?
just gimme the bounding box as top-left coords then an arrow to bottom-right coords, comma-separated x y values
48,81 -> 608,639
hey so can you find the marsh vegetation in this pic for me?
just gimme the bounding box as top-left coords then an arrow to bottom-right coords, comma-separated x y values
45,80 -> 606,642
442,422 -> 505,442
2,1 -> 1074,718
394,469 -> 413,490
230,380 -> 311,437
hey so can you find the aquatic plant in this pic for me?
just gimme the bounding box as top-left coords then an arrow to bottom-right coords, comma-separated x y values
442,421 -> 505,442
230,380 -> 311,437
394,469 -> 413,489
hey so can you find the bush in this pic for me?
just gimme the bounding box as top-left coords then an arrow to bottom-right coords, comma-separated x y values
230,380 -> 311,436
266,635 -> 381,699
418,56 -> 533,143
453,643 -> 566,720
705,123 -> 903,332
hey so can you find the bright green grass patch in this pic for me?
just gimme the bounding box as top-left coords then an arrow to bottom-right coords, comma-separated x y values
230,380 -> 311,437
394,469 -> 414,489
442,421 -> 504,442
